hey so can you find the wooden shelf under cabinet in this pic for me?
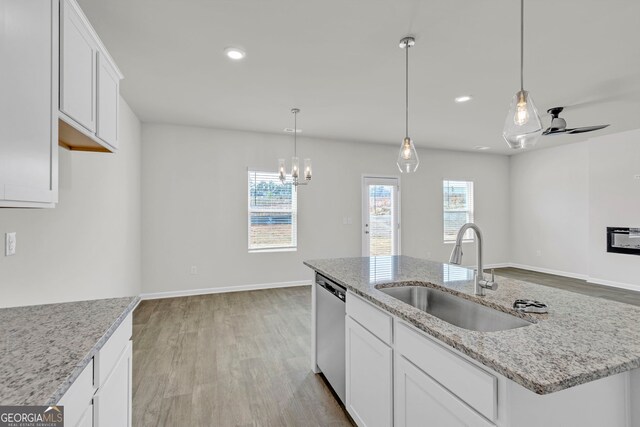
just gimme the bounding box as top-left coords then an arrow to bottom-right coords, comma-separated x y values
58,118 -> 113,153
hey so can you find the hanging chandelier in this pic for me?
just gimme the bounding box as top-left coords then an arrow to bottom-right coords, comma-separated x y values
397,36 -> 419,173
502,0 -> 543,149
279,108 -> 311,187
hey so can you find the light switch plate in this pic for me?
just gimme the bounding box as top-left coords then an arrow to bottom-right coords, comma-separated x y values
5,232 -> 16,256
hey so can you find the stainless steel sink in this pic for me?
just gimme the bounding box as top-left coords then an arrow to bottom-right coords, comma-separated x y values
377,286 -> 532,332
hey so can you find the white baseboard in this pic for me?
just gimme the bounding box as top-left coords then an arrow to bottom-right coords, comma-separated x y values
507,263 -> 589,281
140,280 -> 311,300
484,263 -> 511,269
586,277 -> 640,292
507,263 -> 640,293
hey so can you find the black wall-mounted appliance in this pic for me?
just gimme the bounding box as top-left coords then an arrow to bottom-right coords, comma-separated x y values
607,227 -> 640,256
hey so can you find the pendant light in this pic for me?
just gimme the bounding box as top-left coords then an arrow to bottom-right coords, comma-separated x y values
397,37 -> 419,173
279,108 -> 311,187
502,0 -> 543,149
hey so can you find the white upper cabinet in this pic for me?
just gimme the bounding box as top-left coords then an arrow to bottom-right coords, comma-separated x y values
0,0 -> 58,208
60,0 -> 96,133
58,0 -> 123,153
96,52 -> 119,149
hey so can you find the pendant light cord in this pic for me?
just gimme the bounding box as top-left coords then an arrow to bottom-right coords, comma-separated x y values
293,110 -> 297,157
520,0 -> 524,91
405,41 -> 409,138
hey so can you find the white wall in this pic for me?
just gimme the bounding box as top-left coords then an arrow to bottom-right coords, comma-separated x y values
141,123 -> 510,295
509,128 -> 640,289
509,142 -> 589,278
0,97 -> 142,307
588,129 -> 640,288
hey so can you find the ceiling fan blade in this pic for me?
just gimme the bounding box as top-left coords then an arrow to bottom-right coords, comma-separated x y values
542,129 -> 566,136
565,124 -> 610,134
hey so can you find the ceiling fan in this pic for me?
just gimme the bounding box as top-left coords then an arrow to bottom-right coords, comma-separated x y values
542,107 -> 610,136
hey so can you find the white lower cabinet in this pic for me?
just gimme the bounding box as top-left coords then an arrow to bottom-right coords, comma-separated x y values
346,316 -> 393,427
94,341 -> 132,427
395,355 -> 494,427
58,314 -> 132,427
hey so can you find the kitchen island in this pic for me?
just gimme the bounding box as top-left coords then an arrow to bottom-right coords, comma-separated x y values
305,256 -> 640,427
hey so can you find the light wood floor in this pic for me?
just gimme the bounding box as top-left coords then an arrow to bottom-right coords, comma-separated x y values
494,267 -> 640,307
132,287 -> 353,427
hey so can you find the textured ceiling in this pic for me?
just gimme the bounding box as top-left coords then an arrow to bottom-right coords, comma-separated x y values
78,0 -> 640,154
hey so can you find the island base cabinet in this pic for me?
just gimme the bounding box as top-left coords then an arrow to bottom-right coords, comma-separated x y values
502,372 -> 629,427
346,316 -> 393,427
94,341 -> 132,427
395,356 -> 495,427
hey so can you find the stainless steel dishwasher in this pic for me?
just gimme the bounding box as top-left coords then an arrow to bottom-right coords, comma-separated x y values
316,273 -> 346,404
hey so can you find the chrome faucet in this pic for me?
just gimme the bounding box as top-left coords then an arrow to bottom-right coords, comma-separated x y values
449,223 -> 498,296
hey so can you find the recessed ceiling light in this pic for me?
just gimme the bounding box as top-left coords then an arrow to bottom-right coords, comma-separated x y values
224,47 -> 246,60
474,145 -> 491,150
454,95 -> 473,103
283,128 -> 302,133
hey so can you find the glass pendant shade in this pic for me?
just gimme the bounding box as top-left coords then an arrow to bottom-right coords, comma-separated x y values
502,90 -> 543,149
304,158 -> 312,181
397,137 -> 419,173
278,159 -> 286,183
291,157 -> 299,179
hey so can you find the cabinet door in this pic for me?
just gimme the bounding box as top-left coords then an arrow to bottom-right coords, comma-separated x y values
96,52 -> 119,149
94,341 -> 132,427
346,317 -> 393,427
60,0 -> 96,132
0,0 -> 58,207
77,403 -> 93,427
395,356 -> 494,427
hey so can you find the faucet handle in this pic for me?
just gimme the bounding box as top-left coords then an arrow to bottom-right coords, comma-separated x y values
479,269 -> 498,291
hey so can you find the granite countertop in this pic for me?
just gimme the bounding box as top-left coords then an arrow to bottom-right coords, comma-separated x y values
0,296 -> 139,405
304,256 -> 640,395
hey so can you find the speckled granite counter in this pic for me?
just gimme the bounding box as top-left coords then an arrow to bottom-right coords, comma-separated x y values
0,296 -> 139,405
304,256 -> 640,395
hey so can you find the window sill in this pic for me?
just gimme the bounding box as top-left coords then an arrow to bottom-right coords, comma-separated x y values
443,239 -> 475,245
248,247 -> 297,254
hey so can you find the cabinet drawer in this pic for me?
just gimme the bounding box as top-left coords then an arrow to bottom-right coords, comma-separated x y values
395,356 -> 495,427
396,322 -> 497,421
58,359 -> 95,427
347,291 -> 393,345
95,313 -> 132,387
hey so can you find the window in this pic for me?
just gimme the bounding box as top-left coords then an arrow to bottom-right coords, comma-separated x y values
443,180 -> 474,242
248,170 -> 297,251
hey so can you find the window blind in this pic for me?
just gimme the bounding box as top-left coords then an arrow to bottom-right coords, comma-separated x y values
248,171 -> 297,251
443,180 -> 474,242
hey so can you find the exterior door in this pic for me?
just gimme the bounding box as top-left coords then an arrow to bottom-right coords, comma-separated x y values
362,177 -> 400,256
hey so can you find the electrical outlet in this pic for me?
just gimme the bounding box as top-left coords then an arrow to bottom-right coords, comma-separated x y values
536,249 -> 542,257
190,265 -> 198,275
347,217 -> 353,225
634,174 -> 640,180
5,232 -> 16,256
